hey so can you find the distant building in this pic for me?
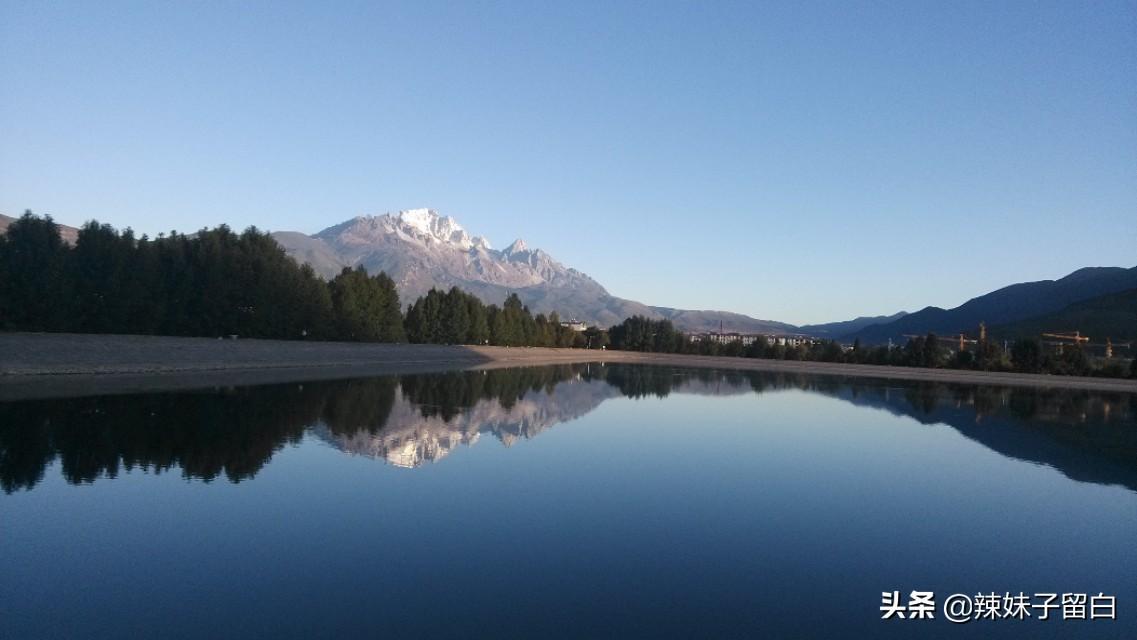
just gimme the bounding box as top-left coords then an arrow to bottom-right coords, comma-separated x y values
560,320 -> 588,332
688,332 -> 819,348
769,335 -> 816,348
692,332 -> 762,346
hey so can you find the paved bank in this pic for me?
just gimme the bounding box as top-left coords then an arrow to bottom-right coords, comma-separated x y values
2,332 -> 1136,399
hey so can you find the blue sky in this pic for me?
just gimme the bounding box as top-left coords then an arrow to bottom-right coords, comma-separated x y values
2,1 -> 1134,325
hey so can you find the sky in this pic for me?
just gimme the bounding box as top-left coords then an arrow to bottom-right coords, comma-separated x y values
1,1 -> 1134,325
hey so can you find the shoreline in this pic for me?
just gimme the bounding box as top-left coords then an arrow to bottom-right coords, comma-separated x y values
3,332 -> 1136,400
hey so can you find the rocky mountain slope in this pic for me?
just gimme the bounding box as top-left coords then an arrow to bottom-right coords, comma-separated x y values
273,208 -> 790,330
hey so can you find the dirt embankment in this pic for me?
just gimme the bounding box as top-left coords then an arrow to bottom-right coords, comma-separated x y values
2,332 -> 1136,400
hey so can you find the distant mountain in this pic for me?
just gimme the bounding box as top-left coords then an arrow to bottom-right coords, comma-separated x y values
0,213 -> 79,245
799,311 -> 908,338
269,230 -> 348,277
847,267 -> 1137,344
273,208 -> 795,330
987,288 -> 1137,342
648,307 -> 796,334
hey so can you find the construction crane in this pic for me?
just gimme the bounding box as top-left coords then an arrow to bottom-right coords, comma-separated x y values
1039,331 -> 1134,357
1093,337 -> 1133,359
1042,331 -> 1090,343
903,333 -> 978,351
1041,331 -> 1090,355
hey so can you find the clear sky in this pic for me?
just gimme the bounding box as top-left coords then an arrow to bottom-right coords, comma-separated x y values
2,1 -> 1134,325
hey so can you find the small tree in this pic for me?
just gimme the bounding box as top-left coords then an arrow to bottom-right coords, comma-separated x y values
1010,338 -> 1042,373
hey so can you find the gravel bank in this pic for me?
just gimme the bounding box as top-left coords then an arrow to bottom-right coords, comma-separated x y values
3,332 -> 1135,400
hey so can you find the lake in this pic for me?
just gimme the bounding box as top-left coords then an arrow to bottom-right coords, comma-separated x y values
2,364 -> 1134,639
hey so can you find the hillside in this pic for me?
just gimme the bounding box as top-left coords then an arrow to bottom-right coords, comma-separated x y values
799,311 -> 908,338
987,288 -> 1137,343
648,307 -> 796,334
847,266 -> 1137,344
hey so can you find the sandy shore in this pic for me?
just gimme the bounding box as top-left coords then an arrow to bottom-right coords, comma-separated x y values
3,332 -> 1136,400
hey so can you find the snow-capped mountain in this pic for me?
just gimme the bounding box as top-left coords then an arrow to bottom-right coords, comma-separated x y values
310,369 -> 760,469
312,375 -> 621,468
272,208 -> 794,330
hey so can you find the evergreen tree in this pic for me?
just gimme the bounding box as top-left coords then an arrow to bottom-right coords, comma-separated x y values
923,333 -> 940,368
442,287 -> 470,344
466,295 -> 490,344
328,266 -> 402,342
0,211 -> 71,331
1010,338 -> 1042,373
71,221 -> 133,333
819,340 -> 844,362
496,294 -> 526,346
373,272 -> 406,342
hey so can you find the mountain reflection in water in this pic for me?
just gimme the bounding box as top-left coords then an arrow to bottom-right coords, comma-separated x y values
2,364 -> 1135,493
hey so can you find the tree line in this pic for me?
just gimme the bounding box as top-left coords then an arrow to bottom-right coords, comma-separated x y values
606,315 -> 1137,379
2,212 -> 349,339
0,212 -> 585,347
404,287 -> 585,348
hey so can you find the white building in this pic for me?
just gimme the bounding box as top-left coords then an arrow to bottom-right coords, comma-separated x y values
559,320 -> 588,332
688,332 -> 819,348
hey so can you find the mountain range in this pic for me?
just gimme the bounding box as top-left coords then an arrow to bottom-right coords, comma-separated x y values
272,208 -> 791,331
4,209 -> 1134,341
273,209 -> 1135,340
844,266 -> 1137,344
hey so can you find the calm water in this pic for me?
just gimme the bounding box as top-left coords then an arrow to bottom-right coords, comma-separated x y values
2,365 -> 1135,639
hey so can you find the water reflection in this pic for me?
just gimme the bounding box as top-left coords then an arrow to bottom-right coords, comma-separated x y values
2,365 -> 1135,493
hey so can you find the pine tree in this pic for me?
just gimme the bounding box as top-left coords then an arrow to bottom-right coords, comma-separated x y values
442,287 -> 470,344
0,211 -> 72,331
373,271 -> 405,342
466,295 -> 489,344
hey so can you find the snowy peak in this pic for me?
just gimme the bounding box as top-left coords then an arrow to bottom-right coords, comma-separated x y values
503,238 -> 529,255
320,208 -> 492,251
395,208 -> 489,250
275,206 -> 669,326
397,208 -> 445,234
294,207 -> 606,299
388,208 -> 489,250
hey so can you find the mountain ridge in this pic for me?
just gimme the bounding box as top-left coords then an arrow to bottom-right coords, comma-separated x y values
273,208 -> 796,331
799,311 -> 908,338
845,266 -> 1137,344
987,288 -> 1137,343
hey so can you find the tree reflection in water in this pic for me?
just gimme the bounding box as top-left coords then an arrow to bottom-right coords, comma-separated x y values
2,365 -> 1134,493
